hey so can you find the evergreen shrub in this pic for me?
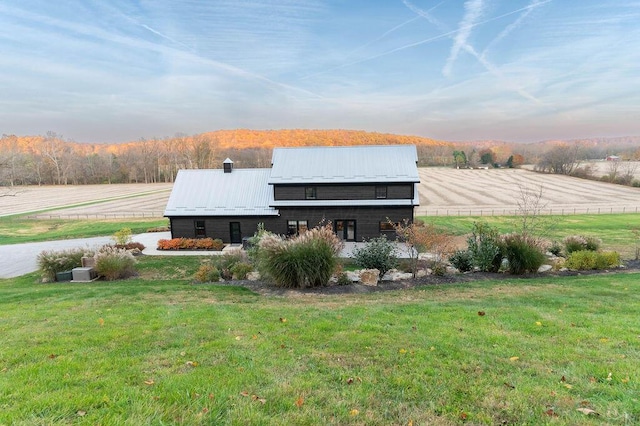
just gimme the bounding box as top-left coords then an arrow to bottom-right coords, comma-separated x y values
351,236 -> 398,277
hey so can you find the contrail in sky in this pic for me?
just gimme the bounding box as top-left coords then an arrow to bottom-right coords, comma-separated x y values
481,0 -> 548,60
443,0 -> 485,77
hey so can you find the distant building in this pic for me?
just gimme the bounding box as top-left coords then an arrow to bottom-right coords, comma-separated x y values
164,145 -> 420,243
606,155 -> 621,161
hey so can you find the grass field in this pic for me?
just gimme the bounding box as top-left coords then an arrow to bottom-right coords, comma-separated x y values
418,213 -> 640,260
0,256 -> 638,425
0,217 -> 168,245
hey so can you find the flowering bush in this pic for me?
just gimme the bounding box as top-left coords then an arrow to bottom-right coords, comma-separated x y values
94,246 -> 137,281
157,238 -> 224,251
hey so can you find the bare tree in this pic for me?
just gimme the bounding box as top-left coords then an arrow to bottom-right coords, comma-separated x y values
535,144 -> 583,175
511,184 -> 558,246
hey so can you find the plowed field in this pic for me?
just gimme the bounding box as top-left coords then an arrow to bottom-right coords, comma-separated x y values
2,168 -> 639,219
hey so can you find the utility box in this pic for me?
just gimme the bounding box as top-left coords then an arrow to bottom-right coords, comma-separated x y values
72,267 -> 97,282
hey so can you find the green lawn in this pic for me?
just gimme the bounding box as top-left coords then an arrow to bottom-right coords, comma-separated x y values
1,256 -> 638,425
419,213 -> 640,259
0,217 -> 168,245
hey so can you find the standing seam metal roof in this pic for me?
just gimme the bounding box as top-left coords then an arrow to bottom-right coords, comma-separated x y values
268,145 -> 419,184
163,169 -> 278,217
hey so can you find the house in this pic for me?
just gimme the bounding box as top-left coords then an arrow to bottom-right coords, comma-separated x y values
164,145 -> 420,243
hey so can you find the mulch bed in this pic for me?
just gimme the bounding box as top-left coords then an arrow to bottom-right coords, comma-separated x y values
207,260 -> 640,297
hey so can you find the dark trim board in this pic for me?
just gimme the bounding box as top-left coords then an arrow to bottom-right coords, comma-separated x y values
168,206 -> 414,243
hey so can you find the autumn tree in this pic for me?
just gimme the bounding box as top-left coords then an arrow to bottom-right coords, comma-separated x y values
394,219 -> 455,277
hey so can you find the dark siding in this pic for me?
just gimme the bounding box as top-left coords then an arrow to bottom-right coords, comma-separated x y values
274,183 -> 414,201
275,206 -> 414,241
168,206 -> 413,243
169,216 -> 280,243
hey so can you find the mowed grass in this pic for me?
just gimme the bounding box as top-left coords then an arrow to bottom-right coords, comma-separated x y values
1,256 -> 639,425
419,213 -> 640,259
0,217 -> 168,245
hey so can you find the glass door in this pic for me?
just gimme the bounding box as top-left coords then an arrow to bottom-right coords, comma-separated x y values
335,220 -> 356,241
229,222 -> 242,244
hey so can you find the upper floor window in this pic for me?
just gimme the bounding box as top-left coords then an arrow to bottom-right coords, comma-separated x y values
305,187 -> 317,200
375,186 -> 388,199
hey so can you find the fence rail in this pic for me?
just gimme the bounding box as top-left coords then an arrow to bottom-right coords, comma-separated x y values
26,212 -> 166,220
417,206 -> 640,217
25,206 -> 640,220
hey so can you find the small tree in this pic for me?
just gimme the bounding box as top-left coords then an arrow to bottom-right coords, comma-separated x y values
113,227 -> 133,246
394,219 -> 455,278
511,184 -> 557,246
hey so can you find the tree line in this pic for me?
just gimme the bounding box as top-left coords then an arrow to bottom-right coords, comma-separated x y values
1,129 -> 638,186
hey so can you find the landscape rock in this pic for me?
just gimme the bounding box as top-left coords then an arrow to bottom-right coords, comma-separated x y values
384,271 -> 413,281
359,269 -> 380,286
346,271 -> 360,282
538,264 -> 553,273
246,271 -> 261,281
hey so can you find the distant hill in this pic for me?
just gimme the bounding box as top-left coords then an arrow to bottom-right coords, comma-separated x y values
195,129 -> 451,150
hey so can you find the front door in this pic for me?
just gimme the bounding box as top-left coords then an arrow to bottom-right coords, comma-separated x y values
229,222 -> 242,244
335,220 -> 356,241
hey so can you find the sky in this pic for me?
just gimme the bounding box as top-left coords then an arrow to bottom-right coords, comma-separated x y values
0,0 -> 639,144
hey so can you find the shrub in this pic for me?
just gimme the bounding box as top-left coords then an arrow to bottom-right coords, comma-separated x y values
157,238 -> 224,251
565,250 -> 620,270
37,248 -> 93,282
211,251 -> 248,279
548,241 -> 563,256
147,226 -> 170,232
194,264 -> 221,283
500,234 -> 546,275
112,227 -> 132,246
467,222 -> 502,272
351,236 -> 398,278
563,235 -> 601,254
449,250 -> 474,272
94,246 -> 137,281
230,262 -> 253,280
336,272 -> 352,286
257,224 -> 343,288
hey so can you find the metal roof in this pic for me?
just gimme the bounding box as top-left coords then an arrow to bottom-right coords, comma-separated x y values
164,169 -> 279,217
269,145 -> 419,184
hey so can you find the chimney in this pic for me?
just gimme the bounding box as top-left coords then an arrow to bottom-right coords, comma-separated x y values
223,158 -> 233,173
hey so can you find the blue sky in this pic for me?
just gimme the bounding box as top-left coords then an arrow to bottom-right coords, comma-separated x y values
0,0 -> 638,143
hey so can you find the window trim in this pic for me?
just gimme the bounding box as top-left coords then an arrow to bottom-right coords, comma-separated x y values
375,185 -> 388,199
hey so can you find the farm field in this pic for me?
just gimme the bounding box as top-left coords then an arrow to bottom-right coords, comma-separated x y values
416,168 -> 640,216
0,183 -> 173,218
2,168 -> 640,219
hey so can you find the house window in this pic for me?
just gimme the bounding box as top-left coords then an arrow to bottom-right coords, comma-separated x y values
379,221 -> 397,232
287,220 -> 308,235
375,186 -> 387,199
194,220 -> 206,238
305,187 -> 317,200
